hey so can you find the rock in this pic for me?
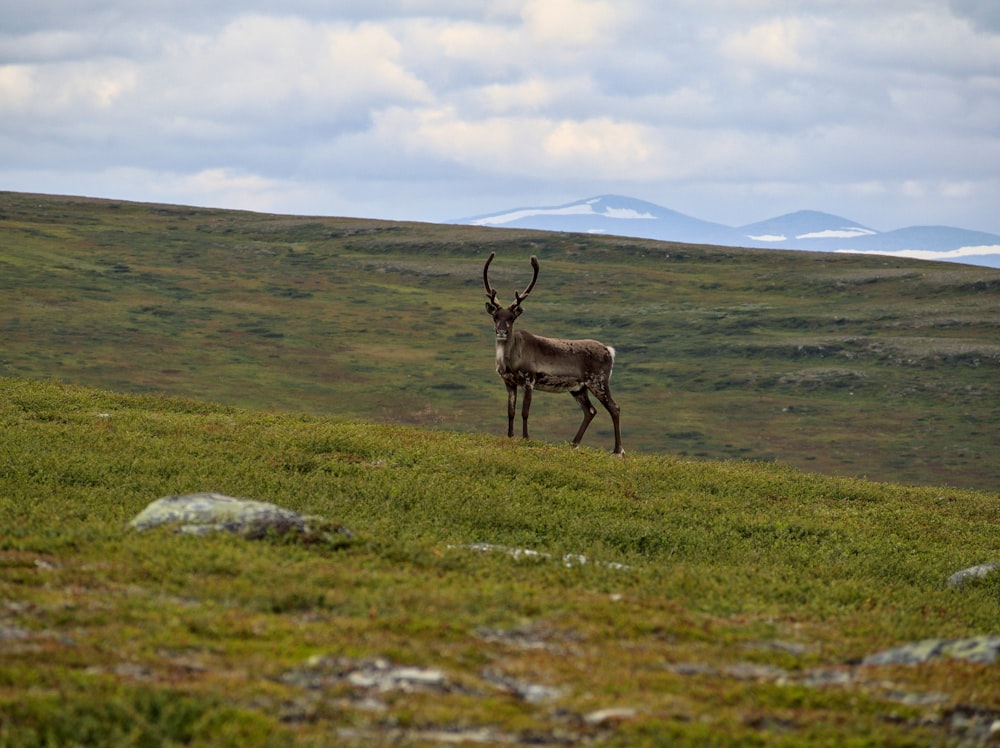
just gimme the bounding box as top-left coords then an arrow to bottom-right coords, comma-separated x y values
0,624 -> 30,640
476,624 -> 582,655
451,542 -> 629,570
127,492 -> 351,542
861,636 -> 1000,666
347,664 -> 447,692
947,563 -> 1000,589
480,668 -> 565,703
583,707 -> 638,726
280,656 -> 455,695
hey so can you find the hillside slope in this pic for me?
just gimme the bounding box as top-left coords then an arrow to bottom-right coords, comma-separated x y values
2,191 -> 999,489
2,378 -> 999,745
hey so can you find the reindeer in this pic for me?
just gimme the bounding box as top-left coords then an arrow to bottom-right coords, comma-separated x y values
483,252 -> 623,455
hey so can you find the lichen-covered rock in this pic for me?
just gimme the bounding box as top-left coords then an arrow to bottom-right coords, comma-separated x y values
280,656 -> 453,695
861,636 -> 1000,666
946,562 -> 1000,589
127,492 -> 350,542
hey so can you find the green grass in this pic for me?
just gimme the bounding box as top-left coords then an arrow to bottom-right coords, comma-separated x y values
2,191 -> 999,489
2,377 -> 999,745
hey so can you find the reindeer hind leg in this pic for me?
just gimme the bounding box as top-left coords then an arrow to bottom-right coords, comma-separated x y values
570,387 -> 598,447
589,382 -> 623,455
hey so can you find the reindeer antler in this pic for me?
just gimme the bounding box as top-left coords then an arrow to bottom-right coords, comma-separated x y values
484,253 -> 539,307
483,252 -> 499,306
514,256 -> 539,306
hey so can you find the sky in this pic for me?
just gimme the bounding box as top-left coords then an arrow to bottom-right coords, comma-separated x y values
2,1 -> 999,234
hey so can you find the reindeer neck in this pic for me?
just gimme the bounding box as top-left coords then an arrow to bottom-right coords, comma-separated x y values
495,328 -> 526,373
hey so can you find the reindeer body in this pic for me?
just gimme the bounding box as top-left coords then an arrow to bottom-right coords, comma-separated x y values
496,331 -> 614,393
484,253 -> 623,455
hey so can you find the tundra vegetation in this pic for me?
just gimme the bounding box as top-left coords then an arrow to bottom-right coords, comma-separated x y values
1,192 -> 998,489
2,192 -> 1000,744
2,377 -> 1000,745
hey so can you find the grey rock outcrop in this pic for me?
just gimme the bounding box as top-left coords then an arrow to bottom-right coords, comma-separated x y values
861,636 -> 1000,666
946,562 -> 1000,589
127,492 -> 351,542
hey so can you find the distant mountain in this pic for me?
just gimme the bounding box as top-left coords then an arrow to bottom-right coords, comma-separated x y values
460,195 -> 742,246
453,195 -> 1000,269
738,210 -> 878,243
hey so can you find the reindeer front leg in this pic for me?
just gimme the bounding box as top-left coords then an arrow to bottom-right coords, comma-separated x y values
505,381 -> 518,438
521,383 -> 533,439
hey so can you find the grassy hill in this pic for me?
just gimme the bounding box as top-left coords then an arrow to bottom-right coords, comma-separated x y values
2,191 -> 999,489
2,377 -> 999,746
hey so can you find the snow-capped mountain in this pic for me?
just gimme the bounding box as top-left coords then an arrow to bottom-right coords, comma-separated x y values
461,195 -> 741,246
453,196 -> 1000,268
738,210 -> 879,243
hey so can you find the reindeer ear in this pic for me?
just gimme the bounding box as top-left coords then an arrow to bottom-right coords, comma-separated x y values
511,304 -> 524,319
485,301 -> 499,314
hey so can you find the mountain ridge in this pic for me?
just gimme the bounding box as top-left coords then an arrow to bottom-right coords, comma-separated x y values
454,195 -> 1000,268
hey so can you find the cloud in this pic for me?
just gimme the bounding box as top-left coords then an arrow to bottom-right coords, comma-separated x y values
373,106 -> 661,180
720,17 -> 817,72
476,77 -> 561,113
543,117 -> 656,174
0,1 -> 998,233
949,0 -> 1000,32
145,16 -> 432,123
520,0 -> 620,45
0,65 -> 34,111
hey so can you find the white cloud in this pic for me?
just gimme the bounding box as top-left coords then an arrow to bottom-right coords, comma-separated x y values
542,118 -> 654,174
144,16 -> 432,120
373,105 -> 663,180
0,65 -> 34,112
475,77 -> 568,114
0,59 -> 139,119
414,18 -> 522,70
720,17 -> 817,72
0,1 -> 998,234
520,0 -> 620,45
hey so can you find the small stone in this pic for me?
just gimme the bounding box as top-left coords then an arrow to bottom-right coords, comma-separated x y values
383,666 -> 447,688
294,656 -> 450,694
723,662 -> 789,681
584,707 -> 638,726
480,669 -> 564,703
0,625 -> 30,640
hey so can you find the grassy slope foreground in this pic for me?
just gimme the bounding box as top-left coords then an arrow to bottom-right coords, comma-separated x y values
2,377 -> 1000,745
2,192 -> 1000,489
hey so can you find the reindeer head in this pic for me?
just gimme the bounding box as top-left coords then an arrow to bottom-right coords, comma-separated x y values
483,252 -> 539,341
